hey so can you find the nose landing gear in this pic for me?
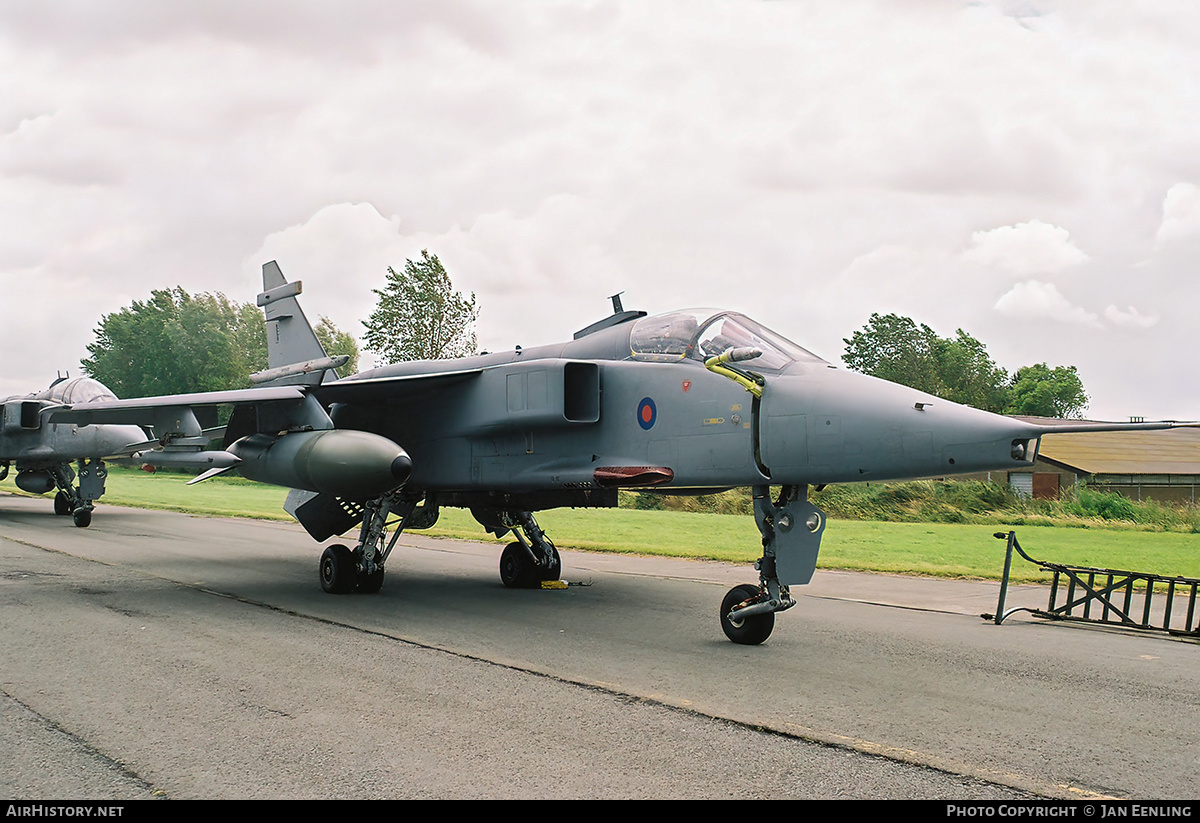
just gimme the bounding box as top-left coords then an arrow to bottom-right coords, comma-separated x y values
720,484 -> 825,645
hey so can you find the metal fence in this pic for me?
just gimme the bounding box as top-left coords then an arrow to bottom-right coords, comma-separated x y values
984,530 -> 1200,638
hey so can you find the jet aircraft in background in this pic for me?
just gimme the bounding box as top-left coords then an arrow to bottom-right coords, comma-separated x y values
1,376 -> 146,526
50,262 -> 1197,642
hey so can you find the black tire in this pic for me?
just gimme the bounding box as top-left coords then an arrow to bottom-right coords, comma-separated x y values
357,566 -> 385,594
320,544 -> 357,594
720,584 -> 774,645
54,491 -> 72,516
72,507 -> 92,528
500,542 -> 538,589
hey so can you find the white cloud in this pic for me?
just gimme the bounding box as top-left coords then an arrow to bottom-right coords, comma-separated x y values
3,2 -> 1200,418
829,244 -> 949,320
993,280 -> 1102,328
1104,305 -> 1159,329
962,220 -> 1089,277
251,202 -> 405,284
1154,182 -> 1200,245
247,197 -> 635,358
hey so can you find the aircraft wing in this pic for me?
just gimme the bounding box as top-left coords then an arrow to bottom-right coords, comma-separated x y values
46,366 -> 486,434
43,369 -> 484,476
44,385 -> 315,472
43,375 -> 423,496
47,386 -> 308,427
311,367 -> 484,404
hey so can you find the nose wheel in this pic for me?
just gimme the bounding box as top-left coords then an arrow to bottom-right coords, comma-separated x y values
720,584 -> 777,645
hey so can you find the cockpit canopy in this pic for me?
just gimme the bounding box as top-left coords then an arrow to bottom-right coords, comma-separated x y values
629,310 -> 826,371
41,377 -> 118,405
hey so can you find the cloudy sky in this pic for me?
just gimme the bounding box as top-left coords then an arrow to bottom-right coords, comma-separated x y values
2,1 -> 1197,420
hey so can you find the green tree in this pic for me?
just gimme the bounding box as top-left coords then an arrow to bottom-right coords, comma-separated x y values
314,315 -> 360,375
935,329 -> 1011,413
1006,363 -> 1089,418
842,313 -> 944,395
842,313 -> 1088,417
82,288 -> 267,397
362,250 -> 478,364
842,313 -> 1010,412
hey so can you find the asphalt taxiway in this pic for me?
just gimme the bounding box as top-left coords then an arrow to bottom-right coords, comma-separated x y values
1,494 -> 1196,799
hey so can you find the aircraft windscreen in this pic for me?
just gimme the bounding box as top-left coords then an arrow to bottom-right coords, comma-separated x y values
630,310 -> 826,371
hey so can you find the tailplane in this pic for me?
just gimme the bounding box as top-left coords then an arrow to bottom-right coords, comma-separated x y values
252,261 -> 347,386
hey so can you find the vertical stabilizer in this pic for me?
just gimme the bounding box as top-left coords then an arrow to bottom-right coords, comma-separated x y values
254,261 -> 341,387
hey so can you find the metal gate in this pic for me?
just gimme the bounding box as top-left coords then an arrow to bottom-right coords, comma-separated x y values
984,530 -> 1200,638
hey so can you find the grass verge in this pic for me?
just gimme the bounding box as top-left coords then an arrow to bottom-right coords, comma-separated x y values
5,467 -> 1197,584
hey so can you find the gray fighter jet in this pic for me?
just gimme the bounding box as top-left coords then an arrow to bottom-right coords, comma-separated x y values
1,376 -> 145,526
51,263 -> 1197,642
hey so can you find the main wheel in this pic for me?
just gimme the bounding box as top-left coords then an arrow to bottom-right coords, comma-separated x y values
54,491 -> 73,516
72,507 -> 92,528
500,542 -> 538,589
720,584 -> 775,645
319,544 -> 358,594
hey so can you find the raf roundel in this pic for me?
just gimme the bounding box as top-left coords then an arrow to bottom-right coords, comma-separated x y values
637,397 -> 657,430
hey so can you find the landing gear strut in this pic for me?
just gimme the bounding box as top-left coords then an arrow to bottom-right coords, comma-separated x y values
721,484 -> 826,645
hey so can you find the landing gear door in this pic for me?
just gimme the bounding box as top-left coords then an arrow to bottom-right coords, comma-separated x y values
755,488 -> 826,586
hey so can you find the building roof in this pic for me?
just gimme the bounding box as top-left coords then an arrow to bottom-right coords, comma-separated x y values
1018,418 -> 1200,475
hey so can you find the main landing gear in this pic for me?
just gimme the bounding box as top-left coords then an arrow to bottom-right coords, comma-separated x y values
50,459 -> 107,528
493,511 -> 561,589
467,506 -> 561,588
318,490 -> 435,594
720,484 -> 826,645
315,490 -> 562,595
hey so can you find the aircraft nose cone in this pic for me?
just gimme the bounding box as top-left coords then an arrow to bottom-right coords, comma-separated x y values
761,367 -> 1043,484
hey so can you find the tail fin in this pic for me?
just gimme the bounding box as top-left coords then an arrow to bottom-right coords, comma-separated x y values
252,261 -> 346,387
